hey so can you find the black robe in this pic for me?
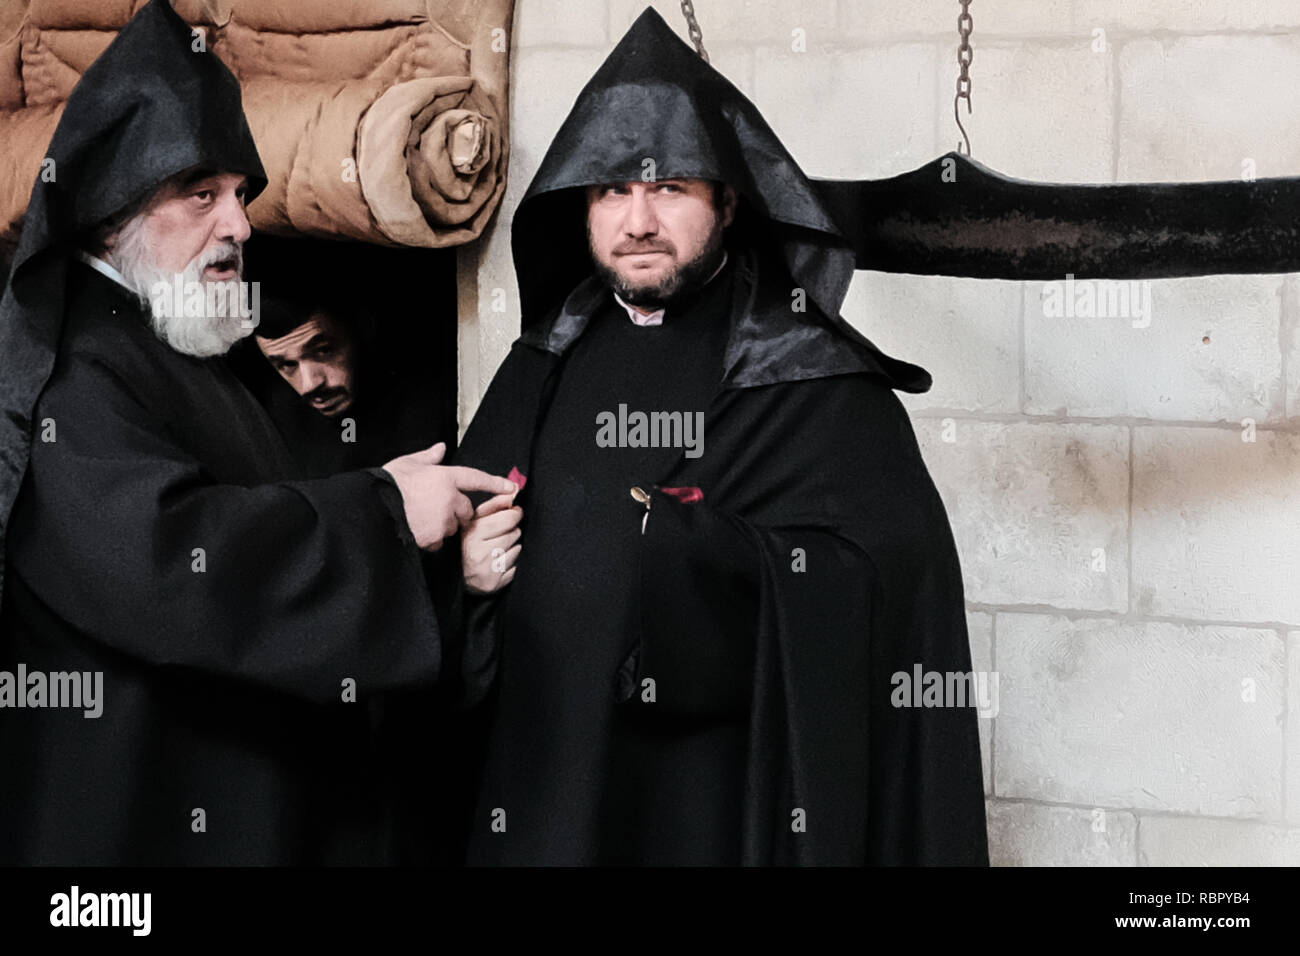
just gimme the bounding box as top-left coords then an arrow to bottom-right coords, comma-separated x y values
454,249 -> 989,865
229,330 -> 476,865
0,263 -> 442,864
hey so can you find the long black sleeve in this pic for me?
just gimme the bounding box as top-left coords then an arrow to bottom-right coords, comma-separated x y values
8,348 -> 442,705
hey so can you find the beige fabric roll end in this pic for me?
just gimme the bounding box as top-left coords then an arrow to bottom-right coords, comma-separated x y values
358,75 -> 506,249
0,0 -> 515,255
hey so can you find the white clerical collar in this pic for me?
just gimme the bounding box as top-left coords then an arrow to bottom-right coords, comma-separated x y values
613,250 -> 729,327
75,251 -> 132,291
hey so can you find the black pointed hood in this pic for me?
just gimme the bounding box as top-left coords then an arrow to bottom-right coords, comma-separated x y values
512,7 -> 930,393
0,0 -> 267,602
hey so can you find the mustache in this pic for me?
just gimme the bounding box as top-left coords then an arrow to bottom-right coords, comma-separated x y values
613,240 -> 675,256
304,385 -> 345,403
200,242 -> 243,272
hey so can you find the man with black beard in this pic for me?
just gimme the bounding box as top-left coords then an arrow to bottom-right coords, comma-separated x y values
0,0 -> 515,865
453,9 -> 989,865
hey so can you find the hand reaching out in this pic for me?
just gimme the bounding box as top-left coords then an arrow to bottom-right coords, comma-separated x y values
381,442 -> 518,552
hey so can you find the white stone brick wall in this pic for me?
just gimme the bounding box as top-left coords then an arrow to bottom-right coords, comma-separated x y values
456,0 -> 1300,865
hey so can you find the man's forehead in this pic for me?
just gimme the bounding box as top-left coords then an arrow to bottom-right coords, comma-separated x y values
255,314 -> 339,355
161,168 -> 249,195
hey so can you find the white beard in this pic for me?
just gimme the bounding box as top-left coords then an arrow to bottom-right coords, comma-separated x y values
111,214 -> 252,358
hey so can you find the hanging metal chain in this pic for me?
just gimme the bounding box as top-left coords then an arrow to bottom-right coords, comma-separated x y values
680,0 -> 710,64
954,0 -> 974,155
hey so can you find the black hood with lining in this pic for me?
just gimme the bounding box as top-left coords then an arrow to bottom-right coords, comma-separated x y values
511,7 -> 930,394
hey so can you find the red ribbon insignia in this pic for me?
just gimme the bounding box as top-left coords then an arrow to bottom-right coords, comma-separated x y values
658,485 -> 703,504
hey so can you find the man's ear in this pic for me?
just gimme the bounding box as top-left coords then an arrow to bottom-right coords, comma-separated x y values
93,223 -> 119,256
721,185 -> 738,228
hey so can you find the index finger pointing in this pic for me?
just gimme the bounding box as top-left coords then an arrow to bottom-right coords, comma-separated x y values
449,467 -> 520,496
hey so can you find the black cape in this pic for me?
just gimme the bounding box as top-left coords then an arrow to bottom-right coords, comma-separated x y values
0,0 -> 443,864
453,8 -> 988,865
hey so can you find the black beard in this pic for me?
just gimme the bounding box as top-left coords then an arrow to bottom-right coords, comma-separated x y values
595,240 -> 726,312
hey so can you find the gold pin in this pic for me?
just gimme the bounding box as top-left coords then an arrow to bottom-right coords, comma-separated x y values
630,487 -> 651,534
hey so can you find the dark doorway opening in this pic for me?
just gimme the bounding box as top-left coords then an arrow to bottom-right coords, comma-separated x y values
233,234 -> 459,477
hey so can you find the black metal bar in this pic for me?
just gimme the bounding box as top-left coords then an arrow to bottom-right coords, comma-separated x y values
814,152 -> 1300,279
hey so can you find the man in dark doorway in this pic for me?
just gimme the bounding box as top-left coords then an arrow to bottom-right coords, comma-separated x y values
248,292 -> 455,479
454,9 -> 989,866
249,289 -> 477,865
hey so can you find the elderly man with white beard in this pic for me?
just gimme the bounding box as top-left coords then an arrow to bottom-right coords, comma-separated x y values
85,166 -> 256,358
0,0 -> 516,865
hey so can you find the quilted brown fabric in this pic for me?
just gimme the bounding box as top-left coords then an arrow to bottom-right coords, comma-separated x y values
0,0 -> 514,253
